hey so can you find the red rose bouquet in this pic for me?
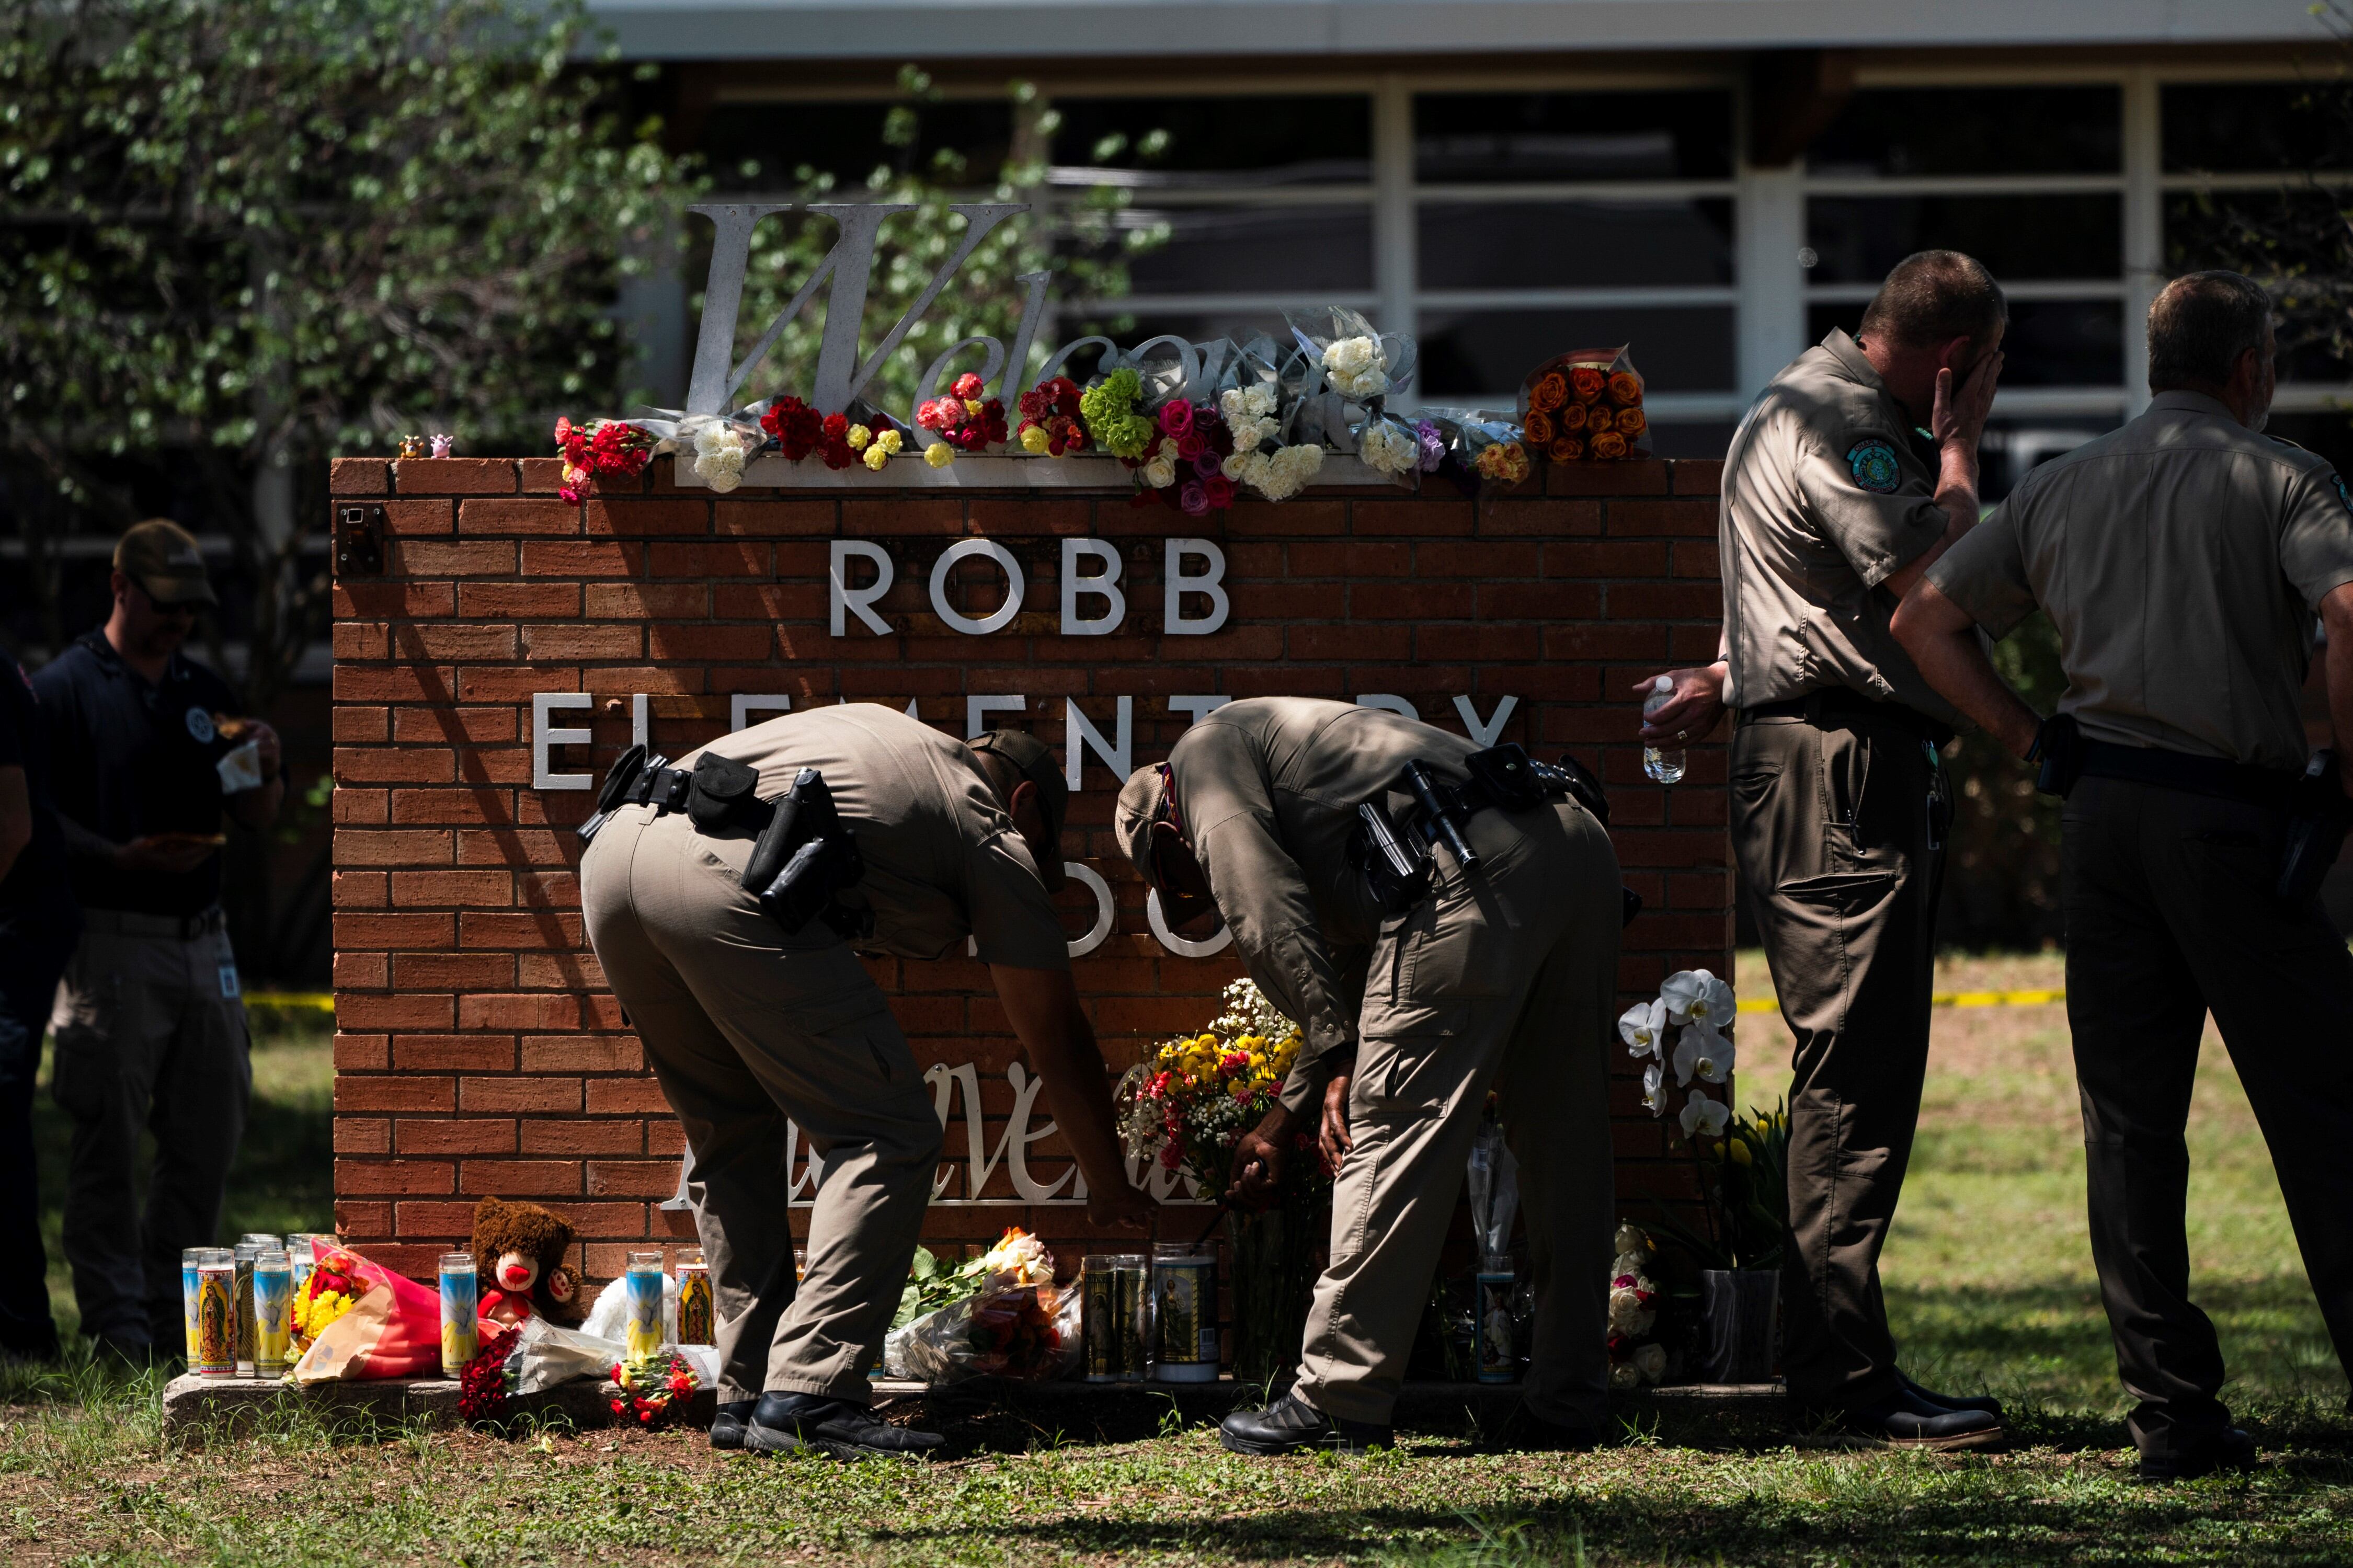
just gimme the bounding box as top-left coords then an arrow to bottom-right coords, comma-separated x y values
552,417 -> 653,503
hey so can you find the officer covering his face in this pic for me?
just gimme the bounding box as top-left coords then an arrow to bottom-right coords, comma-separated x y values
1115,696 -> 1621,1455
579,705 -> 1149,1460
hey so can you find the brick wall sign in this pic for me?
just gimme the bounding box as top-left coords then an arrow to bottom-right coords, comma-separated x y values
329,455 -> 1731,1281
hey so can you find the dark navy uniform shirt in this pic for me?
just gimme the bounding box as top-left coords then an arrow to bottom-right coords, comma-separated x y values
0,657 -> 72,920
32,630 -> 239,916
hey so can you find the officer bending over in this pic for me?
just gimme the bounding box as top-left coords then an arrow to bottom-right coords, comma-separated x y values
580,705 -> 1149,1460
1116,696 -> 1621,1455
1894,271 -> 2353,1482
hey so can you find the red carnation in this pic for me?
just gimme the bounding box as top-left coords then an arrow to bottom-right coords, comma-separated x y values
952,372 -> 985,400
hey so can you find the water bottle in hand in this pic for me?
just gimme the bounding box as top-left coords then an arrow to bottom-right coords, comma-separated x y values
1642,676 -> 1686,784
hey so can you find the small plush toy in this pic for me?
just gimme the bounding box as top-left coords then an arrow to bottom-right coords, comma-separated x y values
468,1196 -> 586,1329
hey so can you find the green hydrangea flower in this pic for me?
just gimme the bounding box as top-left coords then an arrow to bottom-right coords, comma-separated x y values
1079,368 -> 1154,460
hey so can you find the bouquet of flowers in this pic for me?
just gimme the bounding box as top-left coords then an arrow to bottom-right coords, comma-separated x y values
552,416 -> 653,504
1015,376 -> 1090,456
1607,1223 -> 1671,1389
458,1325 -> 521,1425
882,1227 -> 1077,1383
916,372 -> 1007,463
290,1246 -> 368,1353
1130,396 -> 1239,516
1624,970 -> 1789,1271
610,1348 -> 702,1427
1521,347 -> 1651,463
1113,979 -> 1317,1199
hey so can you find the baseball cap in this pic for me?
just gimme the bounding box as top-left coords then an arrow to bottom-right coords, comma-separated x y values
1114,763 -> 1168,883
970,728 -> 1067,849
114,519 -> 217,607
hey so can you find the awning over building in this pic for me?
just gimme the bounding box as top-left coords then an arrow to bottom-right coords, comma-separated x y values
589,0 -> 2327,62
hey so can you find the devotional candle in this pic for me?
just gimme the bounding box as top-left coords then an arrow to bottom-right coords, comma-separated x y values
675,1247 -> 714,1347
181,1247 -> 205,1365
252,1250 -> 293,1376
625,1251 -> 665,1360
439,1251 -> 478,1377
194,1250 -> 236,1376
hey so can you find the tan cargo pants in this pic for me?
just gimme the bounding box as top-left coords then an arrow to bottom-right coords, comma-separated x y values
1730,710 -> 1945,1412
1294,799 -> 1621,1429
580,805 -> 943,1404
50,908 -> 252,1347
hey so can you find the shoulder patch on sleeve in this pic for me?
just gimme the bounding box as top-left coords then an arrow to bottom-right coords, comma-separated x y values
2334,473 -> 2353,516
1846,438 -> 1903,494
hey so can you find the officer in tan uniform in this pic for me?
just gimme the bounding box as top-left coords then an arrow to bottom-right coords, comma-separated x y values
1637,250 -> 2009,1448
1115,696 -> 1622,1454
580,705 -> 1149,1459
1894,270 -> 2353,1482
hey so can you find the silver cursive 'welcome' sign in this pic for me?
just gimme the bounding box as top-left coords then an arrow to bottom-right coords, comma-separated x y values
686,202 -> 1058,420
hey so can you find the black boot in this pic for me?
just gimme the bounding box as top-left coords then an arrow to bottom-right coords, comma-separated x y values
2138,1427 -> 2257,1483
744,1391 -> 945,1460
1836,1387 -> 2005,1452
709,1398 -> 758,1451
1219,1391 -> 1391,1457
1899,1369 -> 2004,1418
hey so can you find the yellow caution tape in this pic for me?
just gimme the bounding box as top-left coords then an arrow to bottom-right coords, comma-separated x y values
1737,989 -> 2062,1014
246,991 -> 336,1013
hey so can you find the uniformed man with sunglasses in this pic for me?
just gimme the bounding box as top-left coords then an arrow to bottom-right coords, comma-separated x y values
1115,695 -> 1621,1455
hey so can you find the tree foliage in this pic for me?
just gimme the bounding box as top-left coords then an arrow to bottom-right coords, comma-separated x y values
2163,5 -> 2353,376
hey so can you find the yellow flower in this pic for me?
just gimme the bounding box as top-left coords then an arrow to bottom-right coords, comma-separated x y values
876,429 -> 904,455
846,424 -> 872,452
963,398 -> 983,417
863,445 -> 890,472
924,442 -> 954,468
1728,1138 -> 1753,1166
1020,425 -> 1049,454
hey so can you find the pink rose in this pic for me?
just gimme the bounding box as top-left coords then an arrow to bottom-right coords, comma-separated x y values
1159,399 -> 1195,438
1177,430 -> 1206,461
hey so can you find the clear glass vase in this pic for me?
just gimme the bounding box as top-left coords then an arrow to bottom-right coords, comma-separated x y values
1225,1195 -> 1329,1388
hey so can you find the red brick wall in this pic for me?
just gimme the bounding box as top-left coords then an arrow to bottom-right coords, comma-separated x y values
328,454 -> 1730,1282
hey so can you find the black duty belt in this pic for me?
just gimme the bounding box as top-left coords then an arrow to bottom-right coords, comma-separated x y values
1738,690 -> 1954,749
2075,738 -> 2302,814
579,745 -> 870,940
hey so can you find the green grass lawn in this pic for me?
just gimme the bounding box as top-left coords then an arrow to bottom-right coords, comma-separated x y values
1,966 -> 2347,1566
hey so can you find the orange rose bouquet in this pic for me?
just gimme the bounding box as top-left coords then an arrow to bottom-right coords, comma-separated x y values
1517,347 -> 1651,463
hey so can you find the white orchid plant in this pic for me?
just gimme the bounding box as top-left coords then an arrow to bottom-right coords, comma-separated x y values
1621,967 -> 1737,1141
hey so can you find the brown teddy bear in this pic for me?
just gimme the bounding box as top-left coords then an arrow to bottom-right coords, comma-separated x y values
469,1196 -> 586,1329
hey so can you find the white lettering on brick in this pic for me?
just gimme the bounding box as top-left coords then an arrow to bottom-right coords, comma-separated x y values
830,540 -> 895,636
1064,861 -> 1115,957
1163,538 -> 1229,636
930,539 -> 1025,635
966,694 -> 1025,738
1355,694 -> 1419,718
1455,694 -> 1520,746
1065,696 -> 1132,792
729,694 -> 792,733
531,692 -> 593,790
1060,539 -> 1125,636
1168,695 -> 1230,726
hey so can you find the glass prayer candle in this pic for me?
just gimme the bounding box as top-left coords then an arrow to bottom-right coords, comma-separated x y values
439,1251 -> 478,1377
1082,1255 -> 1148,1383
194,1250 -> 236,1376
252,1250 -> 294,1376
232,1242 -> 261,1376
181,1247 -> 205,1365
674,1247 -> 714,1347
1151,1244 -> 1218,1383
624,1251 -> 665,1360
